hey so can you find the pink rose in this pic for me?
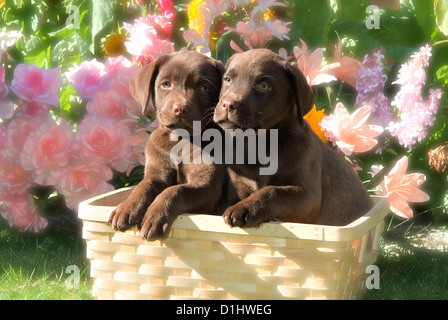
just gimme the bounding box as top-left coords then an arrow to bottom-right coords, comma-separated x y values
0,66 -> 15,120
86,90 -> 129,120
65,59 -> 106,98
3,115 -> 43,158
0,125 -> 6,151
10,64 -> 61,105
104,55 -> 132,73
58,161 -> 114,210
76,116 -> 132,172
1,196 -> 47,233
20,118 -> 75,185
21,101 -> 52,117
0,159 -> 32,196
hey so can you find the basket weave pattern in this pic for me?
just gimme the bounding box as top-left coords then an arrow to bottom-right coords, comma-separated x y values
79,188 -> 389,300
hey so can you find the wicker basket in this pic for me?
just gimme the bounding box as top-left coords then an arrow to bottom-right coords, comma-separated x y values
78,187 -> 390,300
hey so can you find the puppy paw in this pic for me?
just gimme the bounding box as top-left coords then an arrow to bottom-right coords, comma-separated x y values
223,201 -> 267,228
139,210 -> 173,241
109,200 -> 148,232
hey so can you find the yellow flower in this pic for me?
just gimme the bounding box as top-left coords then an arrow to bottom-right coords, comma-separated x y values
264,8 -> 274,21
304,106 -> 328,142
188,0 -> 206,35
104,33 -> 127,57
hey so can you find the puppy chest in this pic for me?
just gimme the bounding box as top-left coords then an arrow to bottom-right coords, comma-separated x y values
227,166 -> 268,199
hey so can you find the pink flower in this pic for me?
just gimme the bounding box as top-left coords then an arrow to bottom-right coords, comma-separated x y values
330,34 -> 361,88
124,16 -> 175,61
58,161 -> 114,210
140,12 -> 174,38
387,45 -> 443,149
104,55 -> 132,73
264,20 -> 291,41
87,90 -> 129,120
183,28 -> 211,54
226,21 -> 273,49
65,59 -> 106,98
20,118 -> 75,185
0,159 -> 32,196
21,101 -> 52,117
293,39 -> 340,86
76,116 -> 132,172
2,115 -> 43,158
0,66 -> 14,119
10,64 -> 61,105
354,49 -> 392,127
100,58 -> 141,116
251,0 -> 286,18
0,125 -> 6,154
377,156 -> 430,218
157,0 -> 175,16
320,103 -> 384,156
1,196 -> 47,233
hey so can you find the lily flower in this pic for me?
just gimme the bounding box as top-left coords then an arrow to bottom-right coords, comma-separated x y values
377,156 -> 430,218
293,39 -> 340,86
320,103 -> 383,156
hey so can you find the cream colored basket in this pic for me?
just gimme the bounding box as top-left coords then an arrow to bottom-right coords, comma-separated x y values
78,187 -> 390,300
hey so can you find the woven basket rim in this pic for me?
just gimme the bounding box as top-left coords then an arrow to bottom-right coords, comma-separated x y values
78,187 -> 390,242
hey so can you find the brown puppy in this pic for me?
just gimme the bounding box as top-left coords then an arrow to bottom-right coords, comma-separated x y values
109,50 -> 225,240
214,49 -> 373,227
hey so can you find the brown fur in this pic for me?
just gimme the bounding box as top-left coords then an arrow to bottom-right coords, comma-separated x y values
214,49 -> 373,227
109,50 -> 225,240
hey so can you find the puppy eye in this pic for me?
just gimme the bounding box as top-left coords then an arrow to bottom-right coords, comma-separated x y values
256,81 -> 270,92
200,85 -> 209,92
161,81 -> 171,88
223,76 -> 231,83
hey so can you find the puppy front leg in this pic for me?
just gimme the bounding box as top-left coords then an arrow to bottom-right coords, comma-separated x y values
109,179 -> 171,231
140,184 -> 221,241
223,185 -> 321,228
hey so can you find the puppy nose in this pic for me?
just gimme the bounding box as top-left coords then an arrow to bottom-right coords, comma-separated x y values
222,100 -> 236,113
173,104 -> 190,117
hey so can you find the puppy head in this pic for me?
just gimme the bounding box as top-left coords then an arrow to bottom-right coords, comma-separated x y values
130,50 -> 225,132
214,49 -> 314,130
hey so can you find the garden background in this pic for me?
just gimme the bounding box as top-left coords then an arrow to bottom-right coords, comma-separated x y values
0,0 -> 447,299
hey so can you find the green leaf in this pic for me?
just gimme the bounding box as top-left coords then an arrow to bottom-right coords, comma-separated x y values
412,0 -> 438,39
290,0 -> 333,48
335,0 -> 370,23
435,0 -> 448,36
23,36 -> 49,68
436,65 -> 448,87
91,0 -> 119,55
214,30 -> 242,63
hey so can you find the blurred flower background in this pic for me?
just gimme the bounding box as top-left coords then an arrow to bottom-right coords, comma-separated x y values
0,0 -> 447,233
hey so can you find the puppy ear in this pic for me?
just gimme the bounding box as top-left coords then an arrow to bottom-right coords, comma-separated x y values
284,61 -> 314,126
214,59 -> 225,82
129,55 -> 170,116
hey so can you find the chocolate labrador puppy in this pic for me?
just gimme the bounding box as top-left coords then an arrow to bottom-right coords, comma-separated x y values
109,50 -> 225,240
214,49 -> 373,227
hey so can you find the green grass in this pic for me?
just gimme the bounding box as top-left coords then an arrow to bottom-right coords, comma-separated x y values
0,220 -> 92,300
364,238 -> 448,300
1,217 -> 447,300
